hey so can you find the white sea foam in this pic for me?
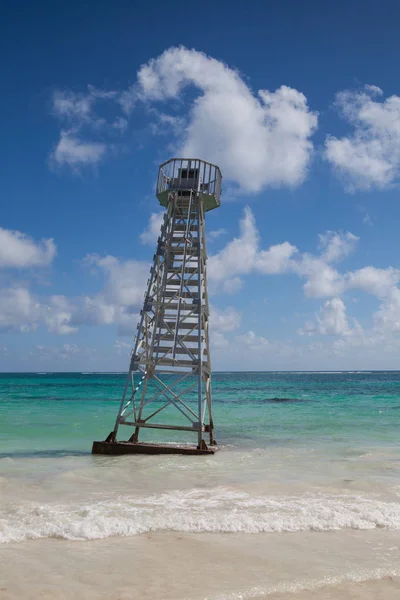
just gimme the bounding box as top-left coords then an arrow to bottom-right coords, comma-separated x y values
1,488 -> 400,544
207,567 -> 400,599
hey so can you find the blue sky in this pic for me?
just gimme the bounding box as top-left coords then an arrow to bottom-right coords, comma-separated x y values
2,0 -> 400,371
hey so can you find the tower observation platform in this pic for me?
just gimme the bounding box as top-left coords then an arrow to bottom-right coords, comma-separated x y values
92,158 -> 222,455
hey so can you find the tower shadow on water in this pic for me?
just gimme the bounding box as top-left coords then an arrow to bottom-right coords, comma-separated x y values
92,158 -> 222,455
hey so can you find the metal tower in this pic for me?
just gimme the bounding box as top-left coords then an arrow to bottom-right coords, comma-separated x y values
92,158 -> 222,455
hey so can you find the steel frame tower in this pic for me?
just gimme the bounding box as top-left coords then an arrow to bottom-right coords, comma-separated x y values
92,158 -> 222,455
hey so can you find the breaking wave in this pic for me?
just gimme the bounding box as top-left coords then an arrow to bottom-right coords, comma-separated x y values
1,488 -> 400,543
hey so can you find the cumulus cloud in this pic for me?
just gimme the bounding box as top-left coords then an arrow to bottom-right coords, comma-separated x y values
210,305 -> 241,332
85,254 -> 149,308
0,227 -> 56,268
208,207 -> 297,292
136,47 -> 318,192
208,207 -> 259,285
50,130 -> 107,169
0,250 -> 150,337
0,287 -> 80,335
318,231 -> 359,263
302,298 -> 352,336
208,207 -> 358,299
48,48 -> 318,184
50,87 -> 125,169
236,330 -> 269,348
42,295 -> 78,335
140,212 -> 164,245
374,288 -> 400,333
77,254 -> 149,334
31,343 -> 83,362
52,90 -> 94,123
207,207 -> 400,342
326,85 -> 400,191
294,257 -> 344,298
0,286 -> 41,333
299,298 -> 367,341
347,266 -> 400,297
208,228 -> 228,241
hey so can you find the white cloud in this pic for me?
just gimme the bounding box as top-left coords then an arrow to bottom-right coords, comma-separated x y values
42,295 -> 78,335
294,256 -> 344,298
210,331 -> 229,349
52,87 -> 119,127
316,298 -> 352,336
48,48 -> 318,185
374,288 -> 400,333
114,340 -> 132,355
77,254 -> 149,334
236,330 -> 269,348
299,298 -> 366,339
31,343 -> 82,362
290,231 -> 358,299
86,254 -> 149,307
210,305 -> 241,332
0,227 -> 56,268
208,208 -> 360,299
208,228 -> 228,240
149,111 -> 186,136
208,207 -> 259,282
0,287 -> 78,335
53,90 -> 93,122
0,254 -> 149,337
112,117 -> 128,132
221,277 -> 243,294
140,212 -> 164,245
0,286 -> 41,332
137,46 -> 318,192
208,207 -> 297,289
50,87 -> 126,169
256,241 -> 298,274
208,207 -> 358,301
318,231 -> 359,263
326,85 -> 400,191
362,213 -> 373,226
347,266 -> 400,297
50,130 -> 107,168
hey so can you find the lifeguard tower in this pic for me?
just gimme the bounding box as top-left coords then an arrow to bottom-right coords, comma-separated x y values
92,158 -> 222,455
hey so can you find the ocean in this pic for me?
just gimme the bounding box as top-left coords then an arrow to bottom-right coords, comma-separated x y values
1,371 -> 400,599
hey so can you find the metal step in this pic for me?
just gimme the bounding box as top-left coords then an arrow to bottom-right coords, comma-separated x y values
159,334 -> 202,343
168,248 -> 200,255
171,237 -> 199,243
121,422 -> 201,432
162,303 -> 199,310
153,346 -> 206,355
156,358 -> 201,367
165,291 -> 204,298
165,279 -> 198,287
162,321 -> 199,330
167,268 -> 198,274
173,225 -> 198,232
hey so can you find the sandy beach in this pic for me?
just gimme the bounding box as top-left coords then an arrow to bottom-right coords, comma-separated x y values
1,529 -> 400,599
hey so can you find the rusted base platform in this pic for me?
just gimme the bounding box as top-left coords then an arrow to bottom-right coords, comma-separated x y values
92,441 -> 216,456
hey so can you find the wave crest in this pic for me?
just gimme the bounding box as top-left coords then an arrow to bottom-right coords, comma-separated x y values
1,488 -> 400,543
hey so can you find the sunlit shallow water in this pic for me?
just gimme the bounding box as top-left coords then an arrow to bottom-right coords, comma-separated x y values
1,371 -> 400,598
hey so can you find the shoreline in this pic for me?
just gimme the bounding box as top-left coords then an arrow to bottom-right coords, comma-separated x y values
1,530 -> 400,599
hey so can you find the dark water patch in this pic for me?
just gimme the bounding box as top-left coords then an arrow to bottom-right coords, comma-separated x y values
264,397 -> 309,403
0,449 -> 90,459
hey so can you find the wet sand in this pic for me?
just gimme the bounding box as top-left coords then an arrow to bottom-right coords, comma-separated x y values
1,529 -> 399,599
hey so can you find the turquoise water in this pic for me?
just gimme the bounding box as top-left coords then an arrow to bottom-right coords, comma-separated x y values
1,371 -> 400,456
2,372 -> 400,600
